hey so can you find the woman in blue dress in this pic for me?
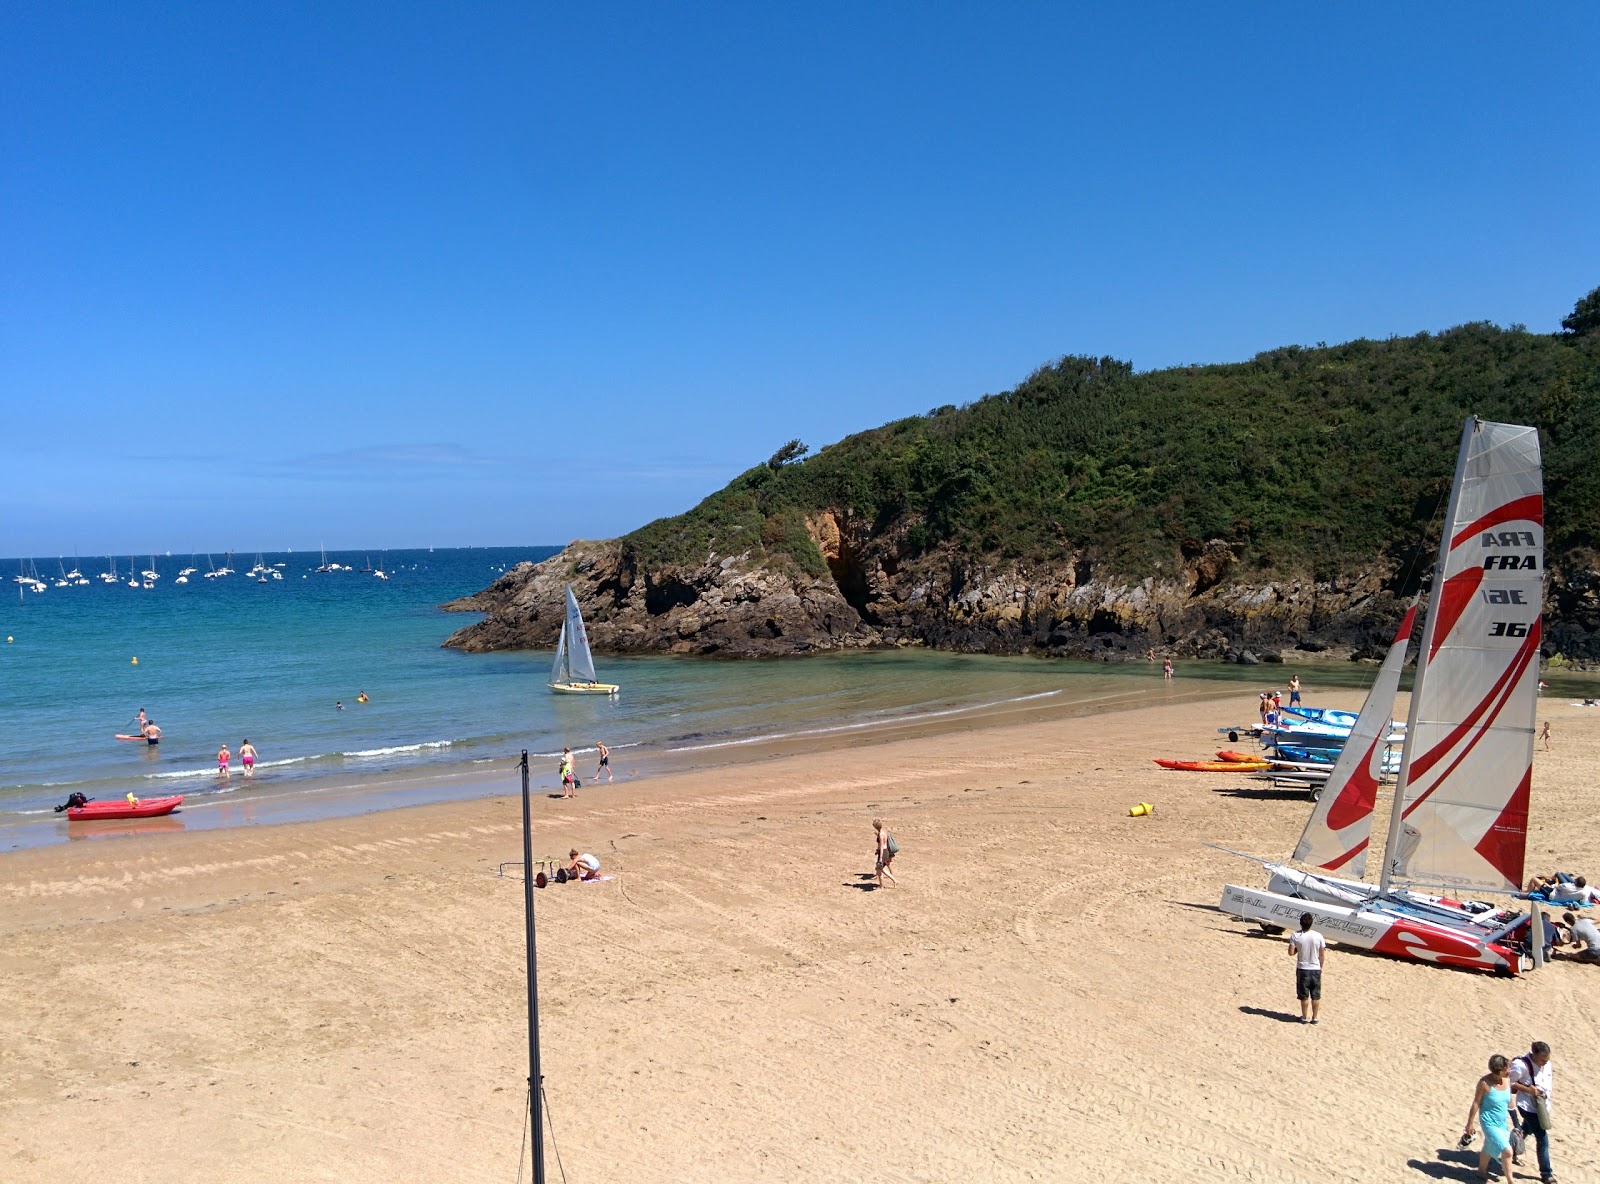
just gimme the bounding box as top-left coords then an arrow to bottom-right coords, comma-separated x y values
1462,1053 -> 1517,1182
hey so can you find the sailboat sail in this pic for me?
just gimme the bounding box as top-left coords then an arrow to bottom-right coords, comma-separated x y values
549,623 -> 569,685
1291,602 -> 1418,877
1385,419 -> 1543,893
562,586 -> 598,683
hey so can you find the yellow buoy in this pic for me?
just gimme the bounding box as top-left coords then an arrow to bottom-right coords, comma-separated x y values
1129,802 -> 1153,817
131,656 -> 139,665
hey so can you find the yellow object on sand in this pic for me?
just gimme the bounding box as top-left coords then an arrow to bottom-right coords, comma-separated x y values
1129,802 -> 1153,817
127,792 -> 140,806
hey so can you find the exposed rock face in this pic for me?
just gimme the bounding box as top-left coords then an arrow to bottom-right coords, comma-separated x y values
440,525 -> 1600,665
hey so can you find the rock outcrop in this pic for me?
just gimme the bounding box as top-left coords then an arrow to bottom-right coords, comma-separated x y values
442,519 -> 1599,665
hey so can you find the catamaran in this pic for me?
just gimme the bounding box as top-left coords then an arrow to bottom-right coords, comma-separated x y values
1220,418 -> 1545,975
548,586 -> 618,695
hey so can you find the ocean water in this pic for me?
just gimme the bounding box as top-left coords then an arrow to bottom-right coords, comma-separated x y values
10,546 -> 1580,849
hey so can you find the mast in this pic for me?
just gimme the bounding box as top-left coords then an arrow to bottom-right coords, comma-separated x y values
519,752 -> 547,1184
1380,419 -> 1475,893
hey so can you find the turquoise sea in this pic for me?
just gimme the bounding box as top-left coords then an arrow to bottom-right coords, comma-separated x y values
5,546 -> 1591,851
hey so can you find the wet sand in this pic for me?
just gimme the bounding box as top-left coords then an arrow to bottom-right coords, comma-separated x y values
2,690 -> 1597,1182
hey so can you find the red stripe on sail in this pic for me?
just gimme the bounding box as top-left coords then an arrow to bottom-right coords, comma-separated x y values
1325,743 -> 1383,831
1392,604 -> 1419,646
1403,623 -> 1541,814
1474,765 -> 1532,887
1428,567 -> 1484,663
1450,494 -> 1544,550
1316,836 -> 1368,873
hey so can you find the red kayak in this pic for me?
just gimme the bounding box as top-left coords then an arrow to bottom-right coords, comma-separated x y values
66,795 -> 184,821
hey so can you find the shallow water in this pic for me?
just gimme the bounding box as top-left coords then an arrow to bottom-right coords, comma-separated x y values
3,548 -> 1593,851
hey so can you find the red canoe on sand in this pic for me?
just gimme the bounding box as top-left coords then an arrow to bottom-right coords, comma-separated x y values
1153,758 -> 1271,772
66,795 -> 184,821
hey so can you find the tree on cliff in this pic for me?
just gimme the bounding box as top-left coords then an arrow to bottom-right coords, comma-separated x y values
1563,285 -> 1600,336
767,439 -> 809,469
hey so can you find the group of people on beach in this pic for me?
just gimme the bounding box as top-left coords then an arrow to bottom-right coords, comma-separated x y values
1256,675 -> 1303,723
1288,911 -> 1559,1181
216,740 -> 257,779
558,743 -> 613,797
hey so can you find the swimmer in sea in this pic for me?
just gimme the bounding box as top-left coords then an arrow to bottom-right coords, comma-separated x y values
335,701 -> 344,711
239,739 -> 257,778
356,692 -> 368,704
144,721 -> 161,746
217,743 -> 231,779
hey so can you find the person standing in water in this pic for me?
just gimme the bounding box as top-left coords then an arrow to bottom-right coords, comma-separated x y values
217,743 -> 231,780
143,720 -> 162,746
1163,657 -> 1173,681
239,739 -> 257,778
594,741 -> 613,783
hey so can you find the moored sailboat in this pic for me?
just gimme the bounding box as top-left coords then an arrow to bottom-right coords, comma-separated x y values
547,586 -> 618,695
1220,418 -> 1545,974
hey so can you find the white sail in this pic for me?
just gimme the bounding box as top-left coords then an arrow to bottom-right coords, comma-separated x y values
1291,602 -> 1417,877
562,586 -> 598,683
1384,419 -> 1542,893
550,622 -> 569,685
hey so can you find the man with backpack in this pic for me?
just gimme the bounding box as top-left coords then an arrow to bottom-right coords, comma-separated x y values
1510,1041 -> 1555,1183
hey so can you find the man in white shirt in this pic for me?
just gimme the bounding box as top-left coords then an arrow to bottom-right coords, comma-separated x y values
1287,912 -> 1327,1024
1509,1041 -> 1554,1183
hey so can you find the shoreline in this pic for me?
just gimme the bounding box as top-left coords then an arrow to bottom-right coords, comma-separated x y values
0,675 -> 1245,854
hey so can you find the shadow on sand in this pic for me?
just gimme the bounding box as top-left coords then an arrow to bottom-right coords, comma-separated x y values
1214,786 -> 1317,802
1237,1005 -> 1303,1024
1405,1146 -> 1488,1180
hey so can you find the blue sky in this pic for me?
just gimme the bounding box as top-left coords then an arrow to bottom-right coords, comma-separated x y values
3,3 -> 1596,556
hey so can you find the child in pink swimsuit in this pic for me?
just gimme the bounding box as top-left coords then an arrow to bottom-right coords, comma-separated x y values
217,744 -> 231,777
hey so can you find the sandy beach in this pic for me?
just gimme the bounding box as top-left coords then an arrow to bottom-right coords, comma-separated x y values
3,689 -> 1597,1183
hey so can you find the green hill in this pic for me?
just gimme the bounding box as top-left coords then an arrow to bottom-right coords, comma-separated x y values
448,291 -> 1600,664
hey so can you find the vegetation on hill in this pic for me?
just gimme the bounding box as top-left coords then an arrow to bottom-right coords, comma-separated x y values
623,295 -> 1600,586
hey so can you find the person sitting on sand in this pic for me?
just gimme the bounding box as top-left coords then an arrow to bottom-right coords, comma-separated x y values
1562,911 -> 1600,963
566,849 -> 601,881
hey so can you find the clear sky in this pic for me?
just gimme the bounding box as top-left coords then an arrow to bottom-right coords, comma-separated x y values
3,3 -> 1596,556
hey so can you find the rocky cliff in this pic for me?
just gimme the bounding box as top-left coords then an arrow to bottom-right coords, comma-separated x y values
439,518 -> 1600,666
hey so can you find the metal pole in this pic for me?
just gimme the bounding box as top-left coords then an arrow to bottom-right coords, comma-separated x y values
521,750 -> 546,1184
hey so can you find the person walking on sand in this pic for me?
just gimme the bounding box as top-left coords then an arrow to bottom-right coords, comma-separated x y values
872,818 -> 899,888
217,743 -> 231,780
559,747 -> 575,797
1288,675 -> 1302,706
239,739 -> 257,778
1541,721 -> 1551,751
595,741 -> 613,783
1287,912 -> 1325,1023
1509,1041 -> 1554,1184
1463,1054 -> 1517,1183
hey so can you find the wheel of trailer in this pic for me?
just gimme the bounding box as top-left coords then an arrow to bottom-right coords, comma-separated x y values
1228,730 -> 1239,743
1308,785 -> 1323,803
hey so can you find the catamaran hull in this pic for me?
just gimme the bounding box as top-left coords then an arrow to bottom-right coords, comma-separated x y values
547,682 -> 619,696
1219,883 -> 1518,975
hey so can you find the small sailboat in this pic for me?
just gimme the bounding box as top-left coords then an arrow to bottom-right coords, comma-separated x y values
1220,418 -> 1545,975
373,551 -> 388,580
547,586 -> 618,695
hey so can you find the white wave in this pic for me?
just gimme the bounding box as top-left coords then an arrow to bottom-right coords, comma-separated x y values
345,740 -> 454,759
148,766 -> 223,781
666,690 -> 1065,753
